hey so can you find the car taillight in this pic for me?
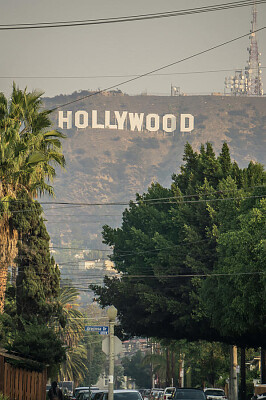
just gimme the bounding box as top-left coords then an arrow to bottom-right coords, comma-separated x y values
164,396 -> 166,399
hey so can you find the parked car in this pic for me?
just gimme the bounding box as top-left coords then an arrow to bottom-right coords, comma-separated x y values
93,391 -> 108,400
157,392 -> 164,400
77,393 -> 94,400
164,388 -> 176,400
101,389 -> 143,400
143,389 -> 151,400
73,388 -> 100,400
59,381 -> 74,397
150,389 -> 164,400
172,388 -> 207,400
204,389 -> 227,400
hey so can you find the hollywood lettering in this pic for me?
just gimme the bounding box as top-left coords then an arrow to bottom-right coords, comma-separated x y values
58,110 -> 194,133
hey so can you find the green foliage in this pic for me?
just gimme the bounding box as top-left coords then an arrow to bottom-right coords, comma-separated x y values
183,341 -> 230,387
122,350 -> 151,388
0,393 -> 9,400
79,332 -> 106,386
10,191 -> 61,323
52,286 -> 88,384
8,323 -> 65,373
200,198 -> 266,344
1,193 -> 65,376
0,83 -> 66,197
92,142 -> 266,347
59,343 -> 88,384
114,364 -> 125,389
0,85 -> 67,378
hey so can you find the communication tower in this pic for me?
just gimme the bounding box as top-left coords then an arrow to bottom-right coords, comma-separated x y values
171,84 -> 181,96
224,0 -> 263,96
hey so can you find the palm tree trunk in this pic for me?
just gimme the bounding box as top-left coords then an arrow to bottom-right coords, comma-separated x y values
0,217 -> 18,313
0,263 -> 8,314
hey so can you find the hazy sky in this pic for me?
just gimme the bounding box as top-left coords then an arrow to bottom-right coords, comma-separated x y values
1,0 -> 265,98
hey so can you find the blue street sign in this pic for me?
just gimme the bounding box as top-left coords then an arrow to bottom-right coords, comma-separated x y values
85,325 -> 109,335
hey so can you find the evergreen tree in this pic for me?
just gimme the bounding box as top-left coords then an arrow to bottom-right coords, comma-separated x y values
11,191 -> 61,323
122,350 -> 152,388
92,143 -> 266,347
0,84 -> 65,312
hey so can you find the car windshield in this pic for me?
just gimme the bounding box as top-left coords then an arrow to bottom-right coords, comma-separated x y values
114,393 -> 141,400
173,390 -> 206,400
166,390 -> 175,394
205,391 -> 225,397
94,392 -> 105,400
61,382 -> 73,391
82,395 -> 92,400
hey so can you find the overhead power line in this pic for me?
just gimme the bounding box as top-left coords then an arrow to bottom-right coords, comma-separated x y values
22,194 -> 266,206
2,192 -> 266,208
14,271 -> 266,282
1,0 -> 265,30
49,25 -> 266,111
1,67 -> 265,80
50,239 -> 209,256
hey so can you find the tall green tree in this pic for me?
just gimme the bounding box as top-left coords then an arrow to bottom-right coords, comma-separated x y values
0,84 -> 65,312
53,286 -> 88,384
10,191 -> 61,323
92,143 -> 266,347
200,198 -> 266,344
80,333 -> 106,387
122,350 -> 151,388
0,191 -> 66,376
182,341 -> 230,388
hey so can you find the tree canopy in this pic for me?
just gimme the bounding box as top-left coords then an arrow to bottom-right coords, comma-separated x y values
122,350 -> 151,388
0,84 -> 65,313
92,143 -> 266,347
0,85 -> 67,375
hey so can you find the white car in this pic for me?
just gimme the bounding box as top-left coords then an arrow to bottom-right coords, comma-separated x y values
101,390 -> 143,400
204,388 -> 227,400
163,388 -> 175,400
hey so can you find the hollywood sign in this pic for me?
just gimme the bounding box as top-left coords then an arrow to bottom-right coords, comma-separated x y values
58,110 -> 194,133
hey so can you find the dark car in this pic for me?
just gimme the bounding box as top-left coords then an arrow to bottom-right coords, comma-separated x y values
77,393 -> 93,400
171,389 -> 207,400
73,389 -> 101,400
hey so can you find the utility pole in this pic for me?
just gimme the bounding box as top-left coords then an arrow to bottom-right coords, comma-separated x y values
229,346 -> 238,400
107,306 -> 117,400
261,348 -> 266,383
166,348 -> 171,387
240,348 -> 246,400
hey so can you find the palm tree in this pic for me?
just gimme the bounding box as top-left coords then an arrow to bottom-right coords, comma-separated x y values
55,286 -> 85,347
58,344 -> 88,384
142,351 -> 167,387
0,83 -> 66,312
53,286 -> 89,384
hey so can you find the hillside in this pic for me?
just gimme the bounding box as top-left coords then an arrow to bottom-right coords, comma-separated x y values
42,92 -> 266,252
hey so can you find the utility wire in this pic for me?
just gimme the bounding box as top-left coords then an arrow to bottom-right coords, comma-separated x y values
1,0 -> 265,30
51,239 -> 209,254
48,25 -> 266,111
14,194 -> 266,206
1,66 -> 265,79
14,271 -> 266,282
2,194 -> 265,209
2,184 -> 266,205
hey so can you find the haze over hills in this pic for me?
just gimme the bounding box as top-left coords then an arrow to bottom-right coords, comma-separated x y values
43,91 -> 266,255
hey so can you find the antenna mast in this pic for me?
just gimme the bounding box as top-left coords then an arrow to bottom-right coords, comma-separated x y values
246,0 -> 263,95
224,0 -> 263,96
